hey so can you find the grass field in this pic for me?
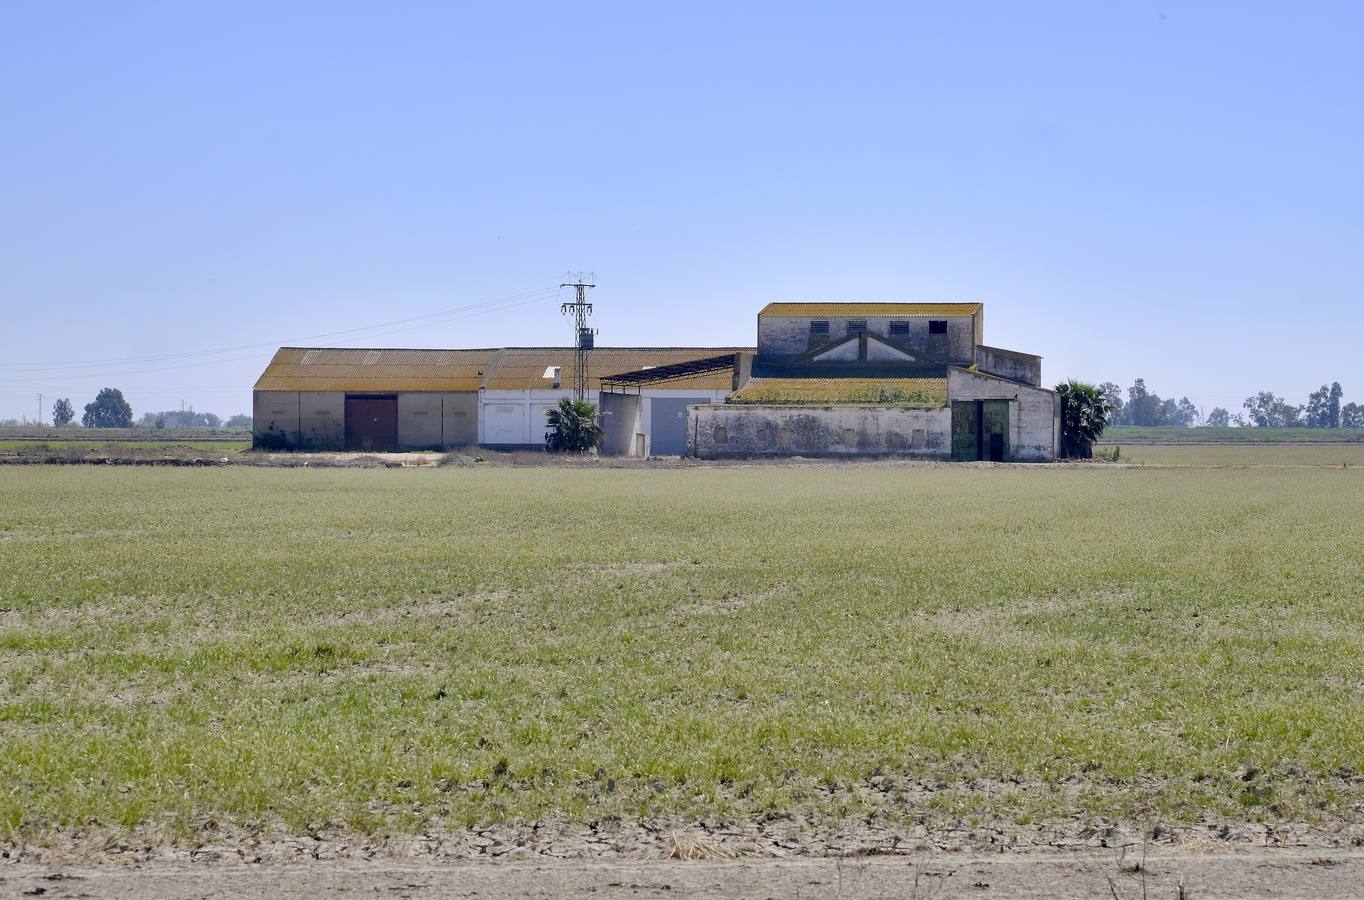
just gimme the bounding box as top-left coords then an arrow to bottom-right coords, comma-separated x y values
2,464 -> 1363,847
0,440 -> 251,452
1113,443 -> 1364,467
1103,425 -> 1364,443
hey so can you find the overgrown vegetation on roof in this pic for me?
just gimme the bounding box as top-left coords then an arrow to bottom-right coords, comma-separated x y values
729,378 -> 947,407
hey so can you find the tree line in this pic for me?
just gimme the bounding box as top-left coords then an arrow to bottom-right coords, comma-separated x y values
30,388 -> 251,429
1099,379 -> 1364,428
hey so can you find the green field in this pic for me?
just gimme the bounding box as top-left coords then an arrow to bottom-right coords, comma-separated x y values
3,464 -> 1363,845
0,440 -> 251,452
1103,425 -> 1364,443
1113,443 -> 1364,467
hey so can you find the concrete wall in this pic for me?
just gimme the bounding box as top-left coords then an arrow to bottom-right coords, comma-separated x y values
947,367 -> 1058,461
689,404 -> 951,459
481,388 -> 730,449
757,315 -> 976,366
254,390 -> 477,449
975,345 -> 1042,387
599,392 -> 645,456
254,391 -> 299,445
252,391 -> 345,449
441,393 -> 479,447
299,392 -> 345,449
398,393 -> 442,449
393,393 -> 478,449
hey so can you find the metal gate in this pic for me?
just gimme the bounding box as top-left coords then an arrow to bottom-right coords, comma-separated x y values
344,395 -> 398,451
650,397 -> 708,455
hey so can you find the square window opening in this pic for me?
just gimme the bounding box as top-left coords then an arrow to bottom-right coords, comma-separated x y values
847,319 -> 868,334
929,320 -> 948,335
889,320 -> 910,336
809,320 -> 829,335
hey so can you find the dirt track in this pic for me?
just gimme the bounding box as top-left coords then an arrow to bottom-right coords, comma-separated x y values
4,849 -> 1363,898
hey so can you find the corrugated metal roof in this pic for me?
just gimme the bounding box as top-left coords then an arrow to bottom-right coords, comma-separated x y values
730,377 -> 948,406
254,346 -> 753,392
759,302 -> 982,318
483,348 -> 751,390
254,347 -> 500,392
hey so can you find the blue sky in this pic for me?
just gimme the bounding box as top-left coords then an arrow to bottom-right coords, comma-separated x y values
2,1 -> 1361,421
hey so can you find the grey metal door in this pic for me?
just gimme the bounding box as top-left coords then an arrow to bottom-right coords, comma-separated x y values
650,397 -> 708,455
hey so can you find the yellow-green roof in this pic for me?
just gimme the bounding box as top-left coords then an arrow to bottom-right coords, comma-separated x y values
729,377 -> 948,406
254,346 -> 750,393
759,302 -> 982,318
254,347 -> 499,392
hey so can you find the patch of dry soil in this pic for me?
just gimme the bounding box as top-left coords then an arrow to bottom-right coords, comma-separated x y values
3,850 -> 1363,899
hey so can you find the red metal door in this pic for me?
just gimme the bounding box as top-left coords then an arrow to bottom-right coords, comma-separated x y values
344,396 -> 398,451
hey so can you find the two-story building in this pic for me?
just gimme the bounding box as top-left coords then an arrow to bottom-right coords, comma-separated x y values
680,302 -> 1060,461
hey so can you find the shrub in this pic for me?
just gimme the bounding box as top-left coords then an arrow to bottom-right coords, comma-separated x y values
545,398 -> 604,453
1055,380 -> 1112,459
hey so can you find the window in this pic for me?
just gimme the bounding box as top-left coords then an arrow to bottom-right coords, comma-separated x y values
847,319 -> 868,334
809,320 -> 829,335
889,320 -> 909,336
929,320 -> 948,335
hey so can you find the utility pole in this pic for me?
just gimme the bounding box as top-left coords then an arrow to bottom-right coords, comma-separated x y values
37,393 -> 43,427
560,273 -> 596,400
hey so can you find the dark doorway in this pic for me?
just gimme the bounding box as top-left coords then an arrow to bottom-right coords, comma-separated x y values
951,401 -> 980,461
951,399 -> 1010,462
345,395 -> 398,451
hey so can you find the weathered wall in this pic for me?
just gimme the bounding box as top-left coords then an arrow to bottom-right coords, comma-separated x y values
299,392 -> 345,449
757,315 -> 976,366
441,393 -> 479,447
255,391 -> 476,450
252,391 -> 344,448
481,388 -> 729,448
599,392 -> 644,456
689,404 -> 950,459
397,393 -> 442,449
253,391 -> 299,445
947,368 -> 1058,461
975,345 -> 1042,387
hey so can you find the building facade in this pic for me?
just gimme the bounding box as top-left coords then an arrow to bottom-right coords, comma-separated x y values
687,302 -> 1060,461
252,346 -> 746,454
251,301 -> 1060,460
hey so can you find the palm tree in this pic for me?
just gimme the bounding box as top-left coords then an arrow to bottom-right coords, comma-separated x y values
544,397 -> 604,453
1055,380 -> 1112,459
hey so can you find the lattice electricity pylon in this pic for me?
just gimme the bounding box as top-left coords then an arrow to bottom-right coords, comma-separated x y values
560,273 -> 597,399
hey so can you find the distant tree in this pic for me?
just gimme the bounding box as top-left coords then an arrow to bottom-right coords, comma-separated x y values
51,398 -> 75,427
1343,402 -> 1364,429
138,408 -> 222,428
1055,380 -> 1112,459
1098,382 -> 1124,424
1329,382 -> 1343,428
1158,396 -> 1199,427
1243,391 -> 1301,428
82,388 -> 133,428
1125,378 -> 1157,427
1206,407 -> 1232,428
1305,384 -> 1332,428
544,398 -> 604,453
225,414 -> 252,428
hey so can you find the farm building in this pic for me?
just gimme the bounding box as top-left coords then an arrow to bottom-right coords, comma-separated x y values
252,301 -> 1059,460
686,302 -> 1060,461
252,346 -> 748,453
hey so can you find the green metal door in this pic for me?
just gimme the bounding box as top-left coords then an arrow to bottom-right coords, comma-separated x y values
983,399 -> 1010,462
951,401 -> 979,461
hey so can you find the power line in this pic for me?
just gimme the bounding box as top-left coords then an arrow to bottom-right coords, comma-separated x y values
0,289 -> 564,386
0,285 -> 563,373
